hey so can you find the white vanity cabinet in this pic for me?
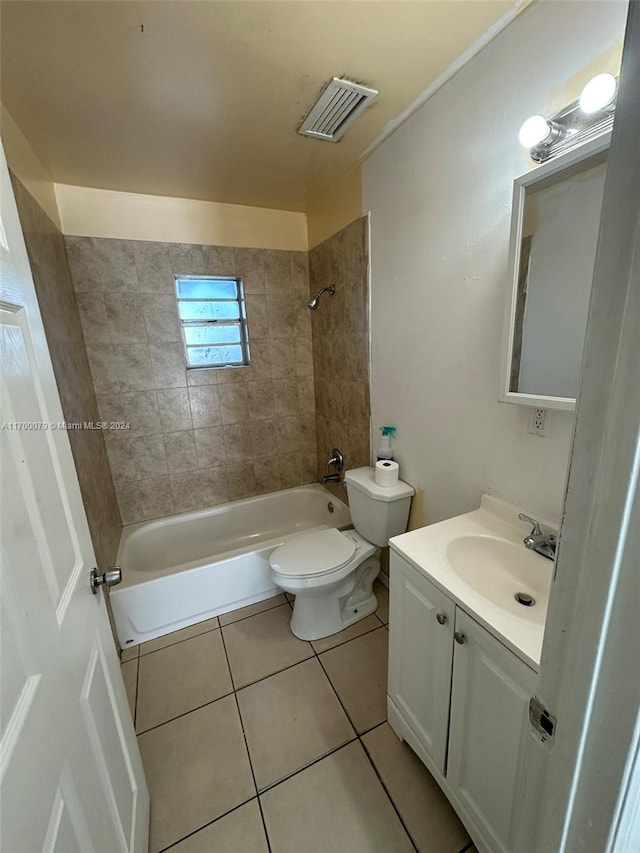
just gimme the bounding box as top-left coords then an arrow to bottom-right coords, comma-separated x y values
448,608 -> 536,852
387,553 -> 455,774
388,553 -> 537,853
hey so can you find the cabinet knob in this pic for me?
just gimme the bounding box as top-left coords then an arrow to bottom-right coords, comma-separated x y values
454,632 -> 465,645
436,612 -> 447,625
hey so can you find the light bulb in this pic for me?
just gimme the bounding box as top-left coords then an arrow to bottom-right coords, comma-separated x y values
518,115 -> 552,149
580,73 -> 616,114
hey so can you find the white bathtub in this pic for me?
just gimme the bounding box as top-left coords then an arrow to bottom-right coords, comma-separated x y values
110,484 -> 351,649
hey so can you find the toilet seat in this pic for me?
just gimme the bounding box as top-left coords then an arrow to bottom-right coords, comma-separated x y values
269,528 -> 356,579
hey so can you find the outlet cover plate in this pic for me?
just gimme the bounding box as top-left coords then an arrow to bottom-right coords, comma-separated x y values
528,407 -> 548,436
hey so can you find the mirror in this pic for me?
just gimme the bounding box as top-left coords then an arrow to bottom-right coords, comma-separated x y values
500,134 -> 610,411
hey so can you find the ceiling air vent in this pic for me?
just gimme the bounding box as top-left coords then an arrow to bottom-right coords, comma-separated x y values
298,77 -> 378,142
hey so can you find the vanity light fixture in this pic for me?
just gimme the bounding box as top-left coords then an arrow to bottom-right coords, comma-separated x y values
518,73 -> 617,163
517,115 -> 562,149
579,73 -> 617,114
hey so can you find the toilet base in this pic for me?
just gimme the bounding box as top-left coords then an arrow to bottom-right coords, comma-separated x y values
289,553 -> 381,641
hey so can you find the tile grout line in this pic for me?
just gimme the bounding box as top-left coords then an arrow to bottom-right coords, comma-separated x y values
219,622 -> 273,853
138,596 -> 396,849
136,588 -> 385,660
157,795 -> 258,853
310,617 -> 386,655
256,737 -> 359,797
136,612 -> 387,736
138,622 -> 221,657
137,595 -> 289,659
313,650 -> 360,738
217,619 -> 238,693
218,597 -> 289,629
311,630 -> 418,852
135,689 -> 237,736
133,656 -> 139,731
359,731 -> 420,853
357,719 -> 387,739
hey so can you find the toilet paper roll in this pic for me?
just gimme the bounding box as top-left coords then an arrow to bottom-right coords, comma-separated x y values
375,459 -> 400,487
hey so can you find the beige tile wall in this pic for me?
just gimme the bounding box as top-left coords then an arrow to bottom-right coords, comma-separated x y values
65,237 -> 317,524
10,175 -> 122,568
309,217 -> 371,499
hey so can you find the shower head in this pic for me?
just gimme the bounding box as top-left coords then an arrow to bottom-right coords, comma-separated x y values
307,284 -> 336,310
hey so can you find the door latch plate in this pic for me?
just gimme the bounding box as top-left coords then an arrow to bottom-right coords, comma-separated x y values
529,695 -> 556,742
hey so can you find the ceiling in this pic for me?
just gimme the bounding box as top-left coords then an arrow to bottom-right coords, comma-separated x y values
1,1 -> 521,211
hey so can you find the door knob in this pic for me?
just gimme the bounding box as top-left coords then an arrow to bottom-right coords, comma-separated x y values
454,632 -> 465,645
90,567 -> 122,595
436,612 -> 447,625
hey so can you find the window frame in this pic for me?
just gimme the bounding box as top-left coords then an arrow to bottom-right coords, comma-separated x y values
174,274 -> 251,371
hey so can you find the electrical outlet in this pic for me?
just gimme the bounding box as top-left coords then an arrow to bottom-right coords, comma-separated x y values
528,407 -> 547,437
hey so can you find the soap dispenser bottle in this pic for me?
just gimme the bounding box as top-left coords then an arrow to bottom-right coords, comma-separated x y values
377,426 -> 397,461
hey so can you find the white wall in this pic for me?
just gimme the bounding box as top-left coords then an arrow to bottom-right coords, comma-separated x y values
362,0 -> 628,526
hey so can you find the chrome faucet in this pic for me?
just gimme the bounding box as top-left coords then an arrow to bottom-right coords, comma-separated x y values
518,513 -> 557,561
320,448 -> 344,484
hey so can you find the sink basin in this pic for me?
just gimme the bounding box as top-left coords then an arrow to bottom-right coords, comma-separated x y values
445,535 -> 551,625
390,495 -> 558,668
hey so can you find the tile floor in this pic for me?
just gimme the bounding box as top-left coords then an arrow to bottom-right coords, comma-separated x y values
121,581 -> 476,853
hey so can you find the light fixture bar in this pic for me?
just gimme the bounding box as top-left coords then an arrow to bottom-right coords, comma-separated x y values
519,74 -> 617,163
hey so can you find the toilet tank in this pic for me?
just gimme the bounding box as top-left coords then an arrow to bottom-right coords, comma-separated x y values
344,467 -> 414,547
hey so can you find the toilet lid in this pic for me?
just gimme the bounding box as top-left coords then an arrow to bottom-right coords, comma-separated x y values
270,529 -> 356,577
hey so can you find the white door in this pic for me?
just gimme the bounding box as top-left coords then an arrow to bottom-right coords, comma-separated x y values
388,553 -> 455,774
0,144 -> 149,853
447,609 -> 536,853
515,4 -> 640,850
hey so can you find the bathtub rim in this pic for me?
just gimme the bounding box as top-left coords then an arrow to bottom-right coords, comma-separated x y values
115,482 -> 351,588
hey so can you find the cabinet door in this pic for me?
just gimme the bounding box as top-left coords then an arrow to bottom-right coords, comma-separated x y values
388,553 -> 455,774
448,609 -> 536,853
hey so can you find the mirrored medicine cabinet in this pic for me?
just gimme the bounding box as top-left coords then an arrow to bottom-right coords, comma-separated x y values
500,132 -> 611,411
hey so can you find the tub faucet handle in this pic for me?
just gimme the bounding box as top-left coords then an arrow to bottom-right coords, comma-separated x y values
320,448 -> 344,485
327,448 -> 344,472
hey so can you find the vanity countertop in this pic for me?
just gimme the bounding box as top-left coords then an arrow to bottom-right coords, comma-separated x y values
390,495 -> 556,671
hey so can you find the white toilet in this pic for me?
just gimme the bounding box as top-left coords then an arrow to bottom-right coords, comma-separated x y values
269,467 -> 414,640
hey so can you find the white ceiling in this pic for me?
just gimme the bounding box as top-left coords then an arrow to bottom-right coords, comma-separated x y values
1,1 -> 524,211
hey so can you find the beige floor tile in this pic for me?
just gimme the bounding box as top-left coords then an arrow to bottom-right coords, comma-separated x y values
136,629 -> 232,732
222,604 -> 313,688
120,644 -> 139,662
139,695 -> 255,853
237,658 -> 354,791
319,627 -> 388,733
140,615 -> 220,655
374,579 -> 390,624
311,614 -> 383,654
219,593 -> 287,626
362,723 -> 470,853
168,799 -> 269,853
260,741 -> 414,853
120,659 -> 138,719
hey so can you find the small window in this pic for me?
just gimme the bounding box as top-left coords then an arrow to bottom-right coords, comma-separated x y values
174,276 -> 250,369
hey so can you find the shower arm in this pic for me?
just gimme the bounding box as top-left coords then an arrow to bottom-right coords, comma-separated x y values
307,284 -> 336,310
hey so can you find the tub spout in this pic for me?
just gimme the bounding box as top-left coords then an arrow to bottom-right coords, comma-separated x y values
320,472 -> 341,484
